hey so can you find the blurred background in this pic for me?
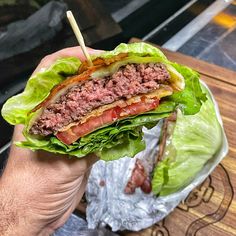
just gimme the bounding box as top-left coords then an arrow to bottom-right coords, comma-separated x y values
0,0 -> 235,168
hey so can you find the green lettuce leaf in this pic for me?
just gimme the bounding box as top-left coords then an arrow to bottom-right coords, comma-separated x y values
167,63 -> 207,115
152,90 -> 222,196
93,42 -> 168,62
97,135 -> 146,161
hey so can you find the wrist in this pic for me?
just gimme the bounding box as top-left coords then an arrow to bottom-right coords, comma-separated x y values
0,178 -> 52,236
0,179 -> 24,235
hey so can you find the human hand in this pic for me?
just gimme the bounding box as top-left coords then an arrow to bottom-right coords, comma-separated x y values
0,47 -> 101,236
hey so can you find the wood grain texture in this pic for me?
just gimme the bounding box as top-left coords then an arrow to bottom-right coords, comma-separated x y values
122,38 -> 236,236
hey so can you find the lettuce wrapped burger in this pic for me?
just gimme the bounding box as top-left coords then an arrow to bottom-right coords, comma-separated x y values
1,43 -> 206,160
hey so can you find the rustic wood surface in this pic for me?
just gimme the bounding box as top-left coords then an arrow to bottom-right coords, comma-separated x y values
120,38 -> 236,236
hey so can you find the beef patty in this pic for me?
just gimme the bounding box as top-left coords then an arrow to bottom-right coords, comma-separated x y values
30,63 -> 170,136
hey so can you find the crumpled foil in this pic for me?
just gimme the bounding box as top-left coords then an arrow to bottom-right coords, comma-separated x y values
86,82 -> 228,231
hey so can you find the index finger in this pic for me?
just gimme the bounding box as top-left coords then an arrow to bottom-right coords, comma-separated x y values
33,46 -> 103,74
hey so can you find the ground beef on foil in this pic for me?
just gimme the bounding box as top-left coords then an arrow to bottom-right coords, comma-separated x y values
30,63 -> 170,136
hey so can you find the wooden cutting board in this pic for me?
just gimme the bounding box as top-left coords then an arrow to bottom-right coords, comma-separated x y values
121,38 -> 236,236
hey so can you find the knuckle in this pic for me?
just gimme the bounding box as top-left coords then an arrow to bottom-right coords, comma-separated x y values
40,54 -> 53,65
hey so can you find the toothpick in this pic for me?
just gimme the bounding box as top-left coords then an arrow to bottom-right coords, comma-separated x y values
66,10 -> 93,66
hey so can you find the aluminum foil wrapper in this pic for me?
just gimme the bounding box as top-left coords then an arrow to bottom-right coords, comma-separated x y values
86,82 -> 228,231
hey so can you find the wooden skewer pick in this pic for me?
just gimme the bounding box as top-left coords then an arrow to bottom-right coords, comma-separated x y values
66,10 -> 93,66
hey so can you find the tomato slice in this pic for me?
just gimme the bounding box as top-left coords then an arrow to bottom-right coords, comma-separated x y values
71,109 -> 118,137
56,97 -> 159,145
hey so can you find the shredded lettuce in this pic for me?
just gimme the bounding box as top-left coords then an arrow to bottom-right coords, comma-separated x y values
152,91 -> 222,196
17,101 -> 175,160
1,42 -> 206,160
